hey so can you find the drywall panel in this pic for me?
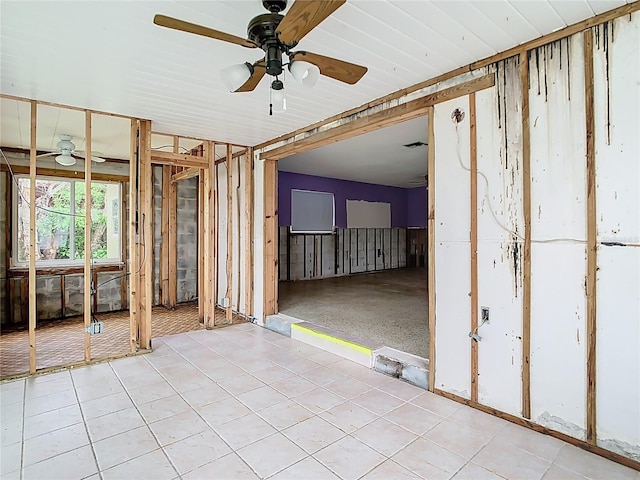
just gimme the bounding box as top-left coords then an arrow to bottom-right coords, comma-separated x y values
529,34 -> 588,438
253,156 -> 265,323
475,57 -> 524,416
594,14 -> 640,460
346,200 -> 391,229
434,95 -> 471,398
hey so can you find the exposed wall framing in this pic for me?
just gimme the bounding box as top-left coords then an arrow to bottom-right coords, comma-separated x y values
255,5 -> 640,468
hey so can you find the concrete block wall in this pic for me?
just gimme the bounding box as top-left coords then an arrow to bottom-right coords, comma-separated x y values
0,173 -> 7,323
279,226 -> 407,281
176,178 -> 198,303
153,166 -> 162,305
96,272 -> 123,313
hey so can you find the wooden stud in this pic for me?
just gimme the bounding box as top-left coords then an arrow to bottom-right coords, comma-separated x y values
120,181 -> 128,310
264,159 -> 278,317
197,161 -> 205,323
520,51 -> 532,420
244,148 -> 254,317
84,110 -> 92,362
129,119 -> 139,352
262,75 -> 495,161
427,105 -> 436,392
60,275 -> 66,318
28,101 -> 37,374
160,166 -> 170,305
236,154 -> 242,311
202,141 -> 215,328
139,120 -> 153,349
226,144 -> 233,323
584,28 -> 597,446
469,92 -> 479,404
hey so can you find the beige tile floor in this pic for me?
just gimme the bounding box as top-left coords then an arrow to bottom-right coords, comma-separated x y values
0,323 -> 638,480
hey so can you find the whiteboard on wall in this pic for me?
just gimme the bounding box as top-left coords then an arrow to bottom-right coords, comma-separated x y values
347,200 -> 391,228
291,189 -> 335,233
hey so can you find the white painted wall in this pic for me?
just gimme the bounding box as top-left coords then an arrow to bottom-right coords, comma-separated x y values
434,95 -> 471,398
529,34 -> 589,439
430,13 -> 639,460
475,56 -> 524,416
593,15 -> 640,460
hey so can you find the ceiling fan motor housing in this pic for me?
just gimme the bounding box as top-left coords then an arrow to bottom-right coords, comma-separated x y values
248,13 -> 286,76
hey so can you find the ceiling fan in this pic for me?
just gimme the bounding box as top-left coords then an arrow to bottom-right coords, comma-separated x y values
153,0 -> 368,112
36,134 -> 105,166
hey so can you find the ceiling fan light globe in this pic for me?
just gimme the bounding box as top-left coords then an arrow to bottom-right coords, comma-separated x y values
220,63 -> 253,92
289,60 -> 320,87
55,154 -> 76,166
271,85 -> 286,113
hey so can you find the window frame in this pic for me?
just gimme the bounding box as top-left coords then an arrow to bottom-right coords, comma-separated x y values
11,174 -> 123,268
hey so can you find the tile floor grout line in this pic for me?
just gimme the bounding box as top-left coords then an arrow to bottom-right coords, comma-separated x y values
140,337 -> 265,479
106,360 -> 181,479
68,370 -> 105,480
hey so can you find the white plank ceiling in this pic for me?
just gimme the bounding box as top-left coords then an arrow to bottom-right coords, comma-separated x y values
0,0 -> 628,151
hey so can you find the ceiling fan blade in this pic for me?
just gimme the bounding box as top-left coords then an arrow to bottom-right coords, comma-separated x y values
153,14 -> 257,49
35,152 -> 58,159
294,51 -> 367,84
75,150 -> 106,162
277,0 -> 346,45
234,63 -> 266,93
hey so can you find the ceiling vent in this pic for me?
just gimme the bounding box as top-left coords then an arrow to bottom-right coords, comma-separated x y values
402,141 -> 427,149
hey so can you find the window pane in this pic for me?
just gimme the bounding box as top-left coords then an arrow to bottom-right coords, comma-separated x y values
36,179 -> 72,260
16,178 -> 72,262
74,182 -> 118,260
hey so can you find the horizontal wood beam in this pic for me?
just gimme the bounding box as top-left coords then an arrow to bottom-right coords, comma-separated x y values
262,74 -> 495,160
0,164 -> 128,183
171,166 -> 200,183
254,2 -> 640,153
215,148 -> 247,165
9,264 -> 123,277
151,150 -> 208,168
0,146 -> 129,164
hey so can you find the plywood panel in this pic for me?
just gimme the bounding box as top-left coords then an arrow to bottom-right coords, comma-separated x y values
594,14 -> 640,459
529,33 -> 589,439
475,58 -> 524,416
434,95 -> 471,398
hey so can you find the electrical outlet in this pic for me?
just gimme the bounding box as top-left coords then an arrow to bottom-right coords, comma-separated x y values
223,297 -> 230,308
481,307 -> 490,323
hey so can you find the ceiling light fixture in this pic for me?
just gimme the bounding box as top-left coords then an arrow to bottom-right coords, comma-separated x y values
288,60 -> 320,87
220,62 -> 255,92
55,153 -> 77,166
270,79 -> 286,114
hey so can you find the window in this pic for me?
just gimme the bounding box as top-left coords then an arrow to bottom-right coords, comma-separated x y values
13,176 -> 122,266
290,189 -> 335,234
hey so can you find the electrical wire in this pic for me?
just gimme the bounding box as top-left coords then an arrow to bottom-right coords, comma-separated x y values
452,124 -> 640,247
1,148 -> 85,219
2,146 -> 148,328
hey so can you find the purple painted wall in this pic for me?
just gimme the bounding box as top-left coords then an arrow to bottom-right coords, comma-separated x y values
279,171 -> 427,228
406,186 -> 427,228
